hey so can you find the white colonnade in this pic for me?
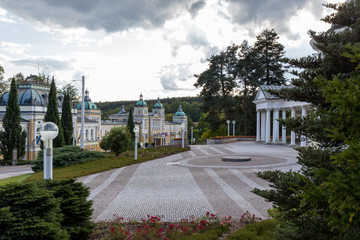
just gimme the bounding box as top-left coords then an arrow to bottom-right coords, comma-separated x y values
254,85 -> 311,147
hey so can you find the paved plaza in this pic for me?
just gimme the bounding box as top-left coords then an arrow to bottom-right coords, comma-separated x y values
78,141 -> 301,222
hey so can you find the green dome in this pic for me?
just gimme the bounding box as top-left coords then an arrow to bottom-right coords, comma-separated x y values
118,105 -> 126,114
174,105 -> 186,116
153,97 -> 163,108
76,89 -> 98,110
135,93 -> 147,107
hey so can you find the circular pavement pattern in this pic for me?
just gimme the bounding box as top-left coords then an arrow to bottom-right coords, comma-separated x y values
78,142 -> 301,222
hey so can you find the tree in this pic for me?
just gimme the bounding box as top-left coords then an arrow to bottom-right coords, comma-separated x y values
194,47 -> 237,129
253,28 -> 286,85
0,65 -> 7,95
44,78 -> 64,148
61,93 -> 73,145
59,83 -> 80,102
100,127 -> 132,156
8,72 -> 25,85
127,109 -> 135,139
0,79 -> 27,164
253,1 -> 360,239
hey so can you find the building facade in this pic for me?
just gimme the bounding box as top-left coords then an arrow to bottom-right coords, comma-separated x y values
0,84 -> 187,160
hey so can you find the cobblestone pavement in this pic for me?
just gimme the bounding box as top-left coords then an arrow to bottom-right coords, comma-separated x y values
78,142 -> 300,222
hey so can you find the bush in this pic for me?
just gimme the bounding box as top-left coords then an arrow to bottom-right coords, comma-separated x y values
100,127 -> 132,155
32,146 -> 105,172
226,219 -> 276,240
0,182 -> 69,240
41,179 -> 94,240
0,180 -> 94,240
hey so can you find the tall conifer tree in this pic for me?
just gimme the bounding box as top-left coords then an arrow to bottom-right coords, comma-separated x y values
0,79 -> 26,164
127,109 -> 135,139
44,78 -> 64,147
254,28 -> 286,85
61,93 -> 73,145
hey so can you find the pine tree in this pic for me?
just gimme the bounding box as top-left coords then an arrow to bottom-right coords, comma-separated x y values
253,1 -> 360,239
61,93 -> 73,145
127,109 -> 135,139
44,78 -> 64,148
0,79 -> 26,165
253,28 -> 286,85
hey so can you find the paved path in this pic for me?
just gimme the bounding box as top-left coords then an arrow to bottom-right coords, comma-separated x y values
0,165 -> 33,179
78,142 -> 300,222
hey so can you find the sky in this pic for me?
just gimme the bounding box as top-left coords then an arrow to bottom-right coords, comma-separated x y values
0,0 -> 342,102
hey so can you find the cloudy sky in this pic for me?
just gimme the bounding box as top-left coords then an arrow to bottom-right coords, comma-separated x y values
0,0 -> 340,102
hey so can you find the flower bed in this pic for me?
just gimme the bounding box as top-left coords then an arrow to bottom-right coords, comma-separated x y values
91,213 -> 231,240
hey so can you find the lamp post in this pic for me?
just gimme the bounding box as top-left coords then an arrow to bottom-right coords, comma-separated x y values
73,76 -> 85,150
226,120 -> 230,136
191,126 -> 193,144
232,120 -> 236,136
72,116 -> 77,146
162,133 -> 165,145
142,129 -> 147,148
134,127 -> 139,160
40,122 -> 59,180
181,123 -> 185,148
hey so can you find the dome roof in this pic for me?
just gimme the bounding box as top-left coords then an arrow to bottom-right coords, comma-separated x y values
153,97 -> 163,108
0,83 -> 62,107
76,89 -> 98,110
174,105 -> 186,116
135,93 -> 147,107
118,105 -> 126,114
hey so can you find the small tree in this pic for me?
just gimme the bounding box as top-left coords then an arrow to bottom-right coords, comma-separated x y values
44,78 -> 64,148
61,93 -> 73,145
0,65 -> 8,95
127,109 -> 135,139
100,127 -> 132,156
0,79 -> 26,165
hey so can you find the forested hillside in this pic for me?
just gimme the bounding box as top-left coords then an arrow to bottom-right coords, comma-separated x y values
96,96 -> 203,122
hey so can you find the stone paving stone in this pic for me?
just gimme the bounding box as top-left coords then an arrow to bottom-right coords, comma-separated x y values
80,142 -> 300,222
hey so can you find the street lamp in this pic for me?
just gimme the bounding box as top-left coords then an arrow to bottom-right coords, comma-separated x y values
73,76 -> 85,151
162,133 -> 165,146
181,123 -> 185,148
142,129 -> 147,148
191,126 -> 193,144
72,116 -> 77,146
134,127 -> 139,160
40,122 -> 59,180
226,120 -> 230,136
232,120 -> 236,136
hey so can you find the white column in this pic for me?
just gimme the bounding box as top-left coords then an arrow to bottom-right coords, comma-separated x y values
301,106 -> 307,147
256,110 -> 260,141
291,107 -> 296,146
266,109 -> 271,144
273,109 -> 279,144
261,111 -> 266,141
282,109 -> 287,144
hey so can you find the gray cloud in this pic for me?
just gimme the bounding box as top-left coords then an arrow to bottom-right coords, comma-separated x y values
159,64 -> 193,91
189,0 -> 206,18
222,0 -> 326,40
11,57 -> 71,71
0,0 -> 200,32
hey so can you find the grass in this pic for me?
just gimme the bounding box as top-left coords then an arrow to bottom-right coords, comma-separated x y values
25,146 -> 189,182
0,174 -> 32,186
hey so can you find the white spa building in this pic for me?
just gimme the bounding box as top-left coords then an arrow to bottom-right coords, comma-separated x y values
253,85 -> 311,147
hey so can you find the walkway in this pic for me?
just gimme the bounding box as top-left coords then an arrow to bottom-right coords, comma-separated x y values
0,165 -> 33,180
78,142 -> 300,222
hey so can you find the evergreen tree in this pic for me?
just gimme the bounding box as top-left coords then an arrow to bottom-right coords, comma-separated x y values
127,109 -> 135,139
253,1 -> 360,239
0,65 -> 7,95
253,28 -> 286,85
61,93 -> 73,145
194,47 -> 237,130
44,78 -> 64,148
0,79 -> 27,165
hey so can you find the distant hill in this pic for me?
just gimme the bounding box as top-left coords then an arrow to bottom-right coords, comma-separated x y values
96,96 -> 203,122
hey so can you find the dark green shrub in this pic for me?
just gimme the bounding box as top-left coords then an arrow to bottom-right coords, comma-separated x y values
178,225 -> 229,240
226,219 -> 276,240
32,146 -> 105,172
0,182 -> 69,240
41,179 -> 94,240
